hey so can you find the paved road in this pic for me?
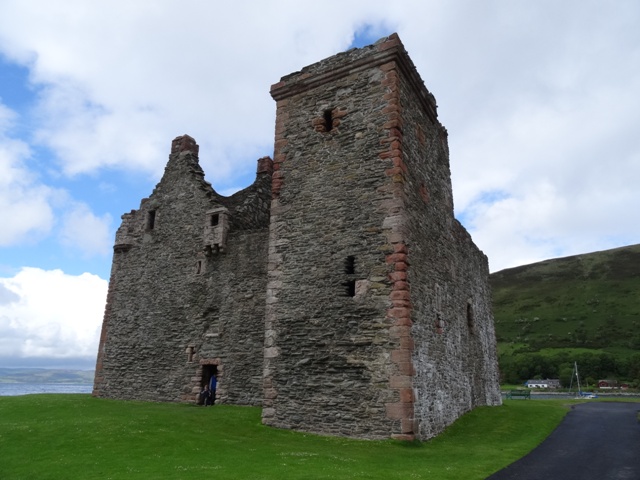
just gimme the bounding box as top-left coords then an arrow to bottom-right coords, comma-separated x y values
487,402 -> 640,480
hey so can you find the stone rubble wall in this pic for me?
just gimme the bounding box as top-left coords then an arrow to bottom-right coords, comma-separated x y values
391,65 -> 502,439
93,138 -> 271,405
264,41 -> 403,439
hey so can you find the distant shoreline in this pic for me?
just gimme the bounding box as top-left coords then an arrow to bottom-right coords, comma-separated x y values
0,368 -> 95,385
0,383 -> 93,396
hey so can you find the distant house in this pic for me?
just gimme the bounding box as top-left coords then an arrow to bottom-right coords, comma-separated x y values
525,379 -> 561,389
598,380 -> 619,389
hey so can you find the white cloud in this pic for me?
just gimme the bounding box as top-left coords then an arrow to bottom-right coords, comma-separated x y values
0,101 -> 115,257
0,268 -> 107,364
0,103 -> 55,246
0,1 -> 399,183
0,0 -> 638,277
59,203 -> 112,257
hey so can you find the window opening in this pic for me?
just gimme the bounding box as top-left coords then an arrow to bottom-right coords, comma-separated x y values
323,109 -> 334,132
345,280 -> 356,297
210,214 -> 219,226
343,256 -> 356,297
185,346 -> 195,363
344,256 -> 355,275
147,210 -> 156,230
196,260 -> 202,274
467,302 -> 475,332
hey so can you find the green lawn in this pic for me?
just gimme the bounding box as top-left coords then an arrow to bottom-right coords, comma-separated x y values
0,395 -> 570,480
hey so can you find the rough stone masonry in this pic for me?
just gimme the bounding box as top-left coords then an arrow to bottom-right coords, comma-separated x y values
93,33 -> 502,441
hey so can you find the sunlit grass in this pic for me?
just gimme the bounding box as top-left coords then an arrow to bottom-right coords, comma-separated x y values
0,395 -> 572,480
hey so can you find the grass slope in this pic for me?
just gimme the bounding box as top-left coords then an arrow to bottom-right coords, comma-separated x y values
491,244 -> 640,384
0,395 -> 569,480
492,244 -> 640,348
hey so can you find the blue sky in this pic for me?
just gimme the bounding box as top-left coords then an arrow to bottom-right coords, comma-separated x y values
0,0 -> 639,369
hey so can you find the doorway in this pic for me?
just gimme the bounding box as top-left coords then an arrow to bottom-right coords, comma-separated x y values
201,364 -> 219,405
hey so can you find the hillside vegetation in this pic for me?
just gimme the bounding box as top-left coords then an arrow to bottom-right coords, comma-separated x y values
491,244 -> 640,386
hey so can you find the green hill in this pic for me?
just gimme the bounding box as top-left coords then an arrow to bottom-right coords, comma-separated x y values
490,244 -> 640,386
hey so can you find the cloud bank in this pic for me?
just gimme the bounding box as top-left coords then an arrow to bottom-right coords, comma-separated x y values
0,268 -> 107,369
0,0 -> 639,367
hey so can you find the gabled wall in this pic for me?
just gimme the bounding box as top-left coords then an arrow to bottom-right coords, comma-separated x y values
93,136 -> 272,405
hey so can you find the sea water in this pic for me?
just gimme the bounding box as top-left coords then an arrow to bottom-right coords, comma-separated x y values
0,384 -> 93,396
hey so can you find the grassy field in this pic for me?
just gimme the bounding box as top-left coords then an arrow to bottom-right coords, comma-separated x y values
0,395 -> 571,480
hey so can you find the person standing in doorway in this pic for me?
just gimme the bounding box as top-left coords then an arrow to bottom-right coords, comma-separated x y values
209,373 -> 217,405
200,384 -> 212,406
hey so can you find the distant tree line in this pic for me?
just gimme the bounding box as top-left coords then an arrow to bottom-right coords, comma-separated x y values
499,350 -> 640,388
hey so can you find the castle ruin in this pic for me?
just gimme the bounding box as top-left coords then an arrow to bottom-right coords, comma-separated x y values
93,34 -> 501,441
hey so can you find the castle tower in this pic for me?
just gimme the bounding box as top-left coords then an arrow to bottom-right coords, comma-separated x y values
263,34 -> 501,440
93,33 -> 500,443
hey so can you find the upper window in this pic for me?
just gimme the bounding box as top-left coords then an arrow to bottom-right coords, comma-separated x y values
323,109 -> 334,133
147,210 -> 157,230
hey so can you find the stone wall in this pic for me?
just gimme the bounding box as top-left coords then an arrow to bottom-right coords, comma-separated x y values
93,136 -> 271,405
264,39 -> 402,438
386,53 -> 502,439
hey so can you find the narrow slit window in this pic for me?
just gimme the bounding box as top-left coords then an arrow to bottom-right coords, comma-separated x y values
147,210 -> 156,230
467,302 -> 474,331
323,109 -> 334,132
345,280 -> 356,297
344,256 -> 356,297
344,256 -> 355,275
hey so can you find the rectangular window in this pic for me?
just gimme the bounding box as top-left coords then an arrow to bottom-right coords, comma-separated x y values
344,256 -> 355,275
343,256 -> 356,297
147,210 -> 156,230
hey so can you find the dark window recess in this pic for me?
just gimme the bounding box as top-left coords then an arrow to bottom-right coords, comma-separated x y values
343,256 -> 356,297
467,302 -> 474,331
323,109 -> 334,132
147,210 -> 156,230
344,280 -> 356,297
344,256 -> 355,275
210,214 -> 219,226
196,261 -> 202,274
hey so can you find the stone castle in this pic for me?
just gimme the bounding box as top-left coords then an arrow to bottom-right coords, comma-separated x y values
92,34 -> 501,441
